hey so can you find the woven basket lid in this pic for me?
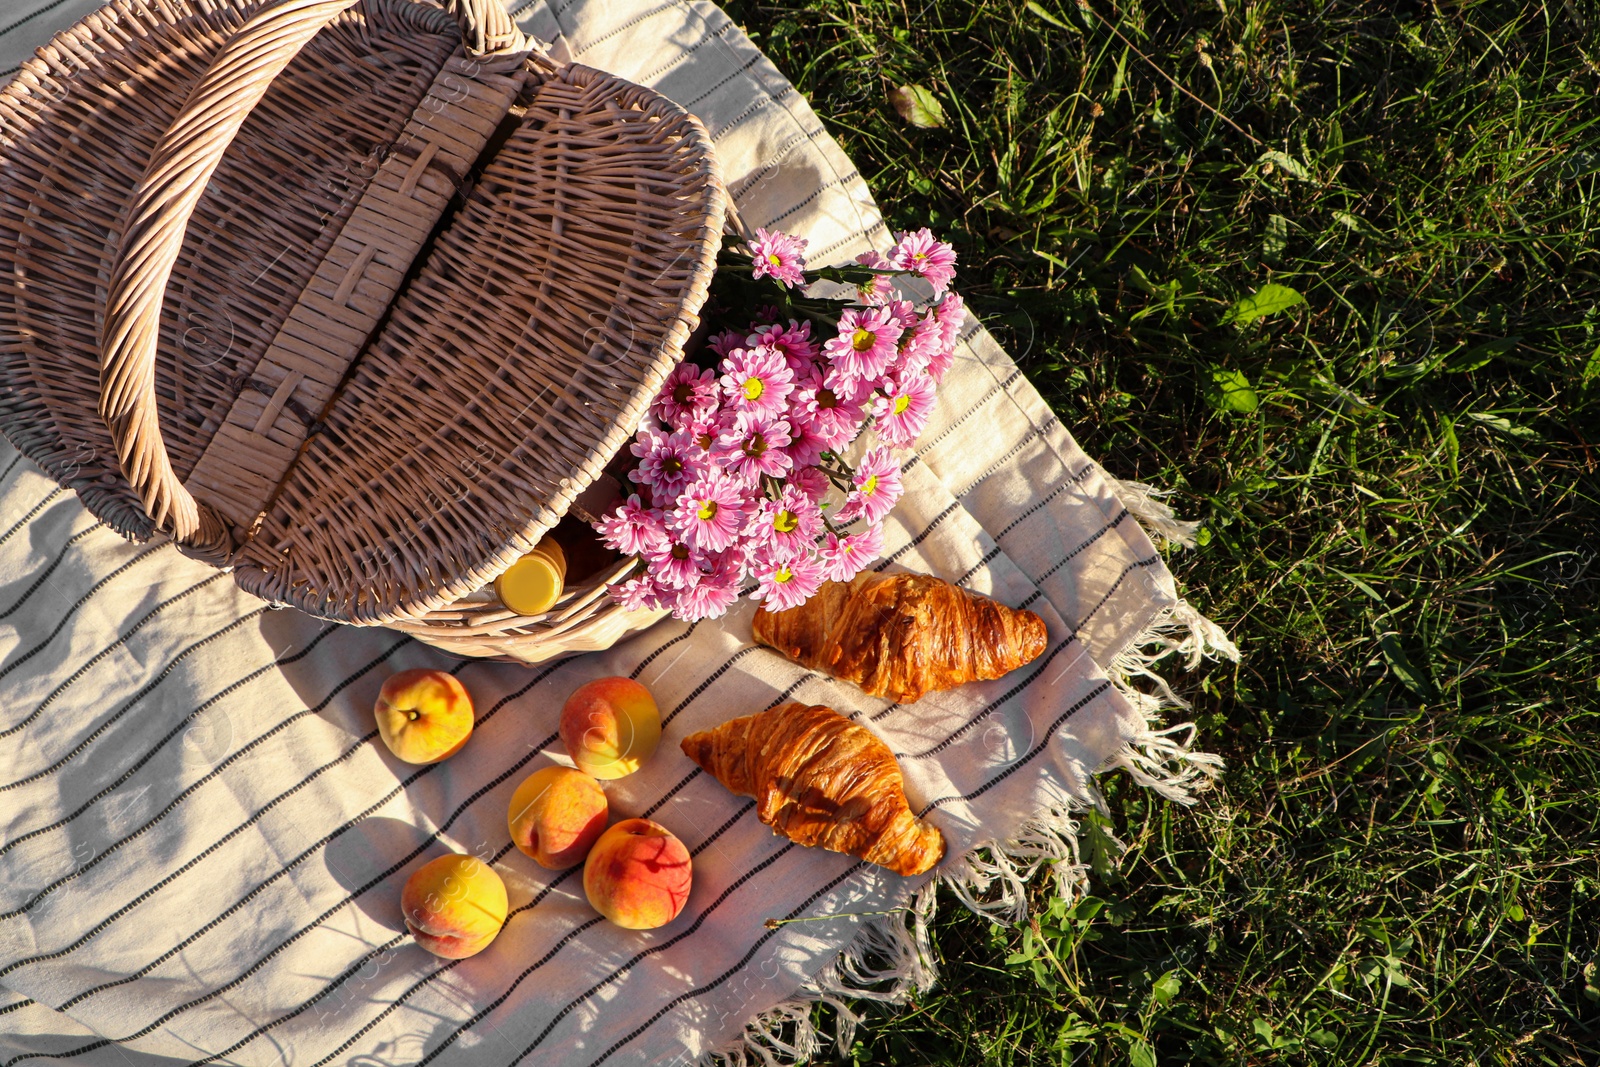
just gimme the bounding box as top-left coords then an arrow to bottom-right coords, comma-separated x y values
0,0 -> 461,538
0,0 -> 724,624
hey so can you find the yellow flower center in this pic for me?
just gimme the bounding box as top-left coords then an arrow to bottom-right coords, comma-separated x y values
861,474 -> 879,496
768,253 -> 783,266
892,394 -> 911,415
773,510 -> 799,534
697,500 -> 718,521
743,377 -> 764,401
851,328 -> 876,352
774,565 -> 794,584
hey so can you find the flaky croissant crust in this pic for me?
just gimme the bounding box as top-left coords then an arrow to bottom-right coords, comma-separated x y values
753,571 -> 1048,703
680,703 -> 945,877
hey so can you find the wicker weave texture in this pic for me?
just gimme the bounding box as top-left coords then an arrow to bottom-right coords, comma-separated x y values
0,0 -> 457,539
234,61 -> 726,623
0,0 -> 725,661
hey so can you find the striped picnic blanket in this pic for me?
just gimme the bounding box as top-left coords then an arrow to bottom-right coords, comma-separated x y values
0,1 -> 1232,1063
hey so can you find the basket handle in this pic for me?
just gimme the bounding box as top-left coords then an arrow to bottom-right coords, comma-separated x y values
98,0 -> 527,552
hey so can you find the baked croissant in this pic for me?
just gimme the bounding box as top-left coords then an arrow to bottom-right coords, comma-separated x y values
753,571 -> 1048,703
680,703 -> 944,876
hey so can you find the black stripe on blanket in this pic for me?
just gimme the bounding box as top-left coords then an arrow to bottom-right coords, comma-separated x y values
585,861 -> 868,1066
0,625 -> 344,861
0,609 -> 274,792
0,488 -> 63,547
0,0 -> 76,41
2,568 -> 229,740
0,542 -> 177,697
0,636 -> 405,919
0,522 -> 103,620
0,652 -> 568,983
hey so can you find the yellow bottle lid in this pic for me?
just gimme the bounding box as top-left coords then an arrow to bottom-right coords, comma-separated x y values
495,540 -> 567,616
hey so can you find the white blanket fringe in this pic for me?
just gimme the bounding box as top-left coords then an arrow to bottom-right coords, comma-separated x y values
1105,476 -> 1203,549
703,592 -> 1237,1066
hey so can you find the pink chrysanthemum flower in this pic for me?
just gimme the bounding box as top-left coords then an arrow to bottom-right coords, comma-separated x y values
718,345 -> 794,419
784,415 -> 832,468
795,366 -> 870,451
644,539 -> 708,590
746,320 -> 820,376
889,228 -> 958,294
749,228 -> 808,288
823,305 -> 903,385
612,572 -> 668,612
651,363 -> 719,430
746,484 -> 824,560
885,299 -> 920,332
708,328 -> 748,359
750,551 -> 825,611
896,309 -> 942,378
871,369 -> 938,448
817,523 -> 886,582
713,411 -> 794,482
629,428 -> 709,499
854,250 -> 895,305
672,559 -> 743,619
933,291 -> 966,351
837,445 -> 903,525
595,495 -> 669,555
668,470 -> 750,552
681,410 -> 720,454
788,465 -> 832,505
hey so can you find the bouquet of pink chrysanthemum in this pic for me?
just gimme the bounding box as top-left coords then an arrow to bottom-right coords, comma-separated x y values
594,225 -> 963,621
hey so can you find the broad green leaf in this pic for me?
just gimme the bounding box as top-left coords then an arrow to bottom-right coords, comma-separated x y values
1207,368 -> 1259,413
1127,1039 -> 1157,1067
1583,345 -> 1600,388
1080,807 -> 1122,880
1256,149 -> 1308,180
1226,283 -> 1304,325
1378,631 -> 1438,700
1072,896 -> 1106,923
888,84 -> 945,128
1151,970 -> 1182,1006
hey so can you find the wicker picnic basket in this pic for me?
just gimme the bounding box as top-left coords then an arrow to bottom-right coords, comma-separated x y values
0,0 -> 727,663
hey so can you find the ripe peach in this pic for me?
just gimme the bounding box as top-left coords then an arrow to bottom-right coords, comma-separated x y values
583,818 -> 692,930
559,677 -> 661,780
400,854 -> 508,959
507,765 -> 609,869
374,668 -> 473,764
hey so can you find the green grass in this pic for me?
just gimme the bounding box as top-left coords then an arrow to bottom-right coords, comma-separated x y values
718,0 -> 1600,1062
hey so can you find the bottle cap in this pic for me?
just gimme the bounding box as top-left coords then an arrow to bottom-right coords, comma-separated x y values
495,549 -> 564,616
